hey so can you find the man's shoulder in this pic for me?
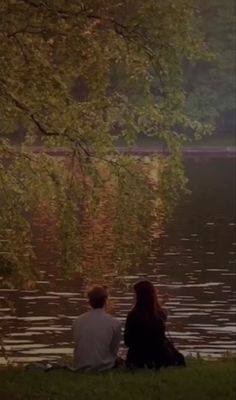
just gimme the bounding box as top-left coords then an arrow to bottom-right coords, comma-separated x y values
73,311 -> 90,325
73,310 -> 121,328
105,312 -> 121,327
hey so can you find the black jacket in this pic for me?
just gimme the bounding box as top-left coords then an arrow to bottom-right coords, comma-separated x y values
124,309 -> 167,369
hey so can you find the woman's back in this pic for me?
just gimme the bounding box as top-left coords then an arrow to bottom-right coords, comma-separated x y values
124,308 -> 166,368
124,280 -> 185,369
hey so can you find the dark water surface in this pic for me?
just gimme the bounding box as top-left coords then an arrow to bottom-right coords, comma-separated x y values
0,157 -> 235,364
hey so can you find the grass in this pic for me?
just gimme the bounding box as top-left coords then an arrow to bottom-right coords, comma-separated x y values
0,359 -> 235,400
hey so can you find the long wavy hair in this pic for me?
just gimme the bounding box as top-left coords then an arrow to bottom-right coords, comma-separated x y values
133,280 -> 166,321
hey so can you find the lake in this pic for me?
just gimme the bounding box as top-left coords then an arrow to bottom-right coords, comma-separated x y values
0,156 -> 235,365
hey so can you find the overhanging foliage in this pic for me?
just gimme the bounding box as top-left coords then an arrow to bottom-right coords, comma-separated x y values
0,0 -> 211,287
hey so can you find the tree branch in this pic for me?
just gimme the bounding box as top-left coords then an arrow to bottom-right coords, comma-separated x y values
20,0 -> 47,8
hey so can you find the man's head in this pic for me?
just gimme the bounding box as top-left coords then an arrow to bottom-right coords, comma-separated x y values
87,286 -> 108,309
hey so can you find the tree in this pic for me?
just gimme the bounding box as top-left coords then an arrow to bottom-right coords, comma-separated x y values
0,0 -> 210,288
185,0 -> 236,135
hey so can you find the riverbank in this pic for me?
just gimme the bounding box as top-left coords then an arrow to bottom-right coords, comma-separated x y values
118,145 -> 236,157
9,145 -> 234,159
0,359 -> 235,400
117,134 -> 236,156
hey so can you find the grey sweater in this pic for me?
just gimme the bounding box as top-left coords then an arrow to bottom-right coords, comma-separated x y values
72,308 -> 121,371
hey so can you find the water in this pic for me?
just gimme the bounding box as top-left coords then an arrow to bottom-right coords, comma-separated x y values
0,157 -> 235,365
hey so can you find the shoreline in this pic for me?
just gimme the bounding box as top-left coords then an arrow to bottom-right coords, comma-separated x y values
118,146 -> 236,157
6,145 -> 235,158
1,146 -> 235,161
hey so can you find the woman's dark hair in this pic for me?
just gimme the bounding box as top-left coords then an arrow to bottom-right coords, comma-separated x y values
133,280 -> 166,321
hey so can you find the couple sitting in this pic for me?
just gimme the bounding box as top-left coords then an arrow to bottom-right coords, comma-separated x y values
72,280 -> 185,372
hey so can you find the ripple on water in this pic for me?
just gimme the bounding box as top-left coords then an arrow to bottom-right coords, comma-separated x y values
20,296 -> 59,300
1,159 -> 235,364
21,347 -> 73,355
189,324 -> 236,333
17,316 -> 58,322
47,292 -> 80,297
27,326 -> 70,331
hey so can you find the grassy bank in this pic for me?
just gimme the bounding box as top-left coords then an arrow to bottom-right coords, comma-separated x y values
0,359 -> 235,400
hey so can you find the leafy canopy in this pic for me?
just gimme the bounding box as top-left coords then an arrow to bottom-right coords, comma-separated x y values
0,0 -> 210,287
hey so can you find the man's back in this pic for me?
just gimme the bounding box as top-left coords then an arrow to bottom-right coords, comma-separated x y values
72,308 -> 121,371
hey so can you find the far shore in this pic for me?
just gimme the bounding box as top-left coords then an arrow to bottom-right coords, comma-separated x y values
118,145 -> 236,157
4,145 -> 236,158
39,144 -> 236,158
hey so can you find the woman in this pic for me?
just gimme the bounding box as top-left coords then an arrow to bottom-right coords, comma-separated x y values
124,280 -> 185,369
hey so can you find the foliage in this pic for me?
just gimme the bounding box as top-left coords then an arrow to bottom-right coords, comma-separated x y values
0,360 -> 235,400
186,0 -> 236,134
0,0 -> 211,287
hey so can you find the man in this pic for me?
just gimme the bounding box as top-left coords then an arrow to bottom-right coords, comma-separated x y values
72,285 -> 122,372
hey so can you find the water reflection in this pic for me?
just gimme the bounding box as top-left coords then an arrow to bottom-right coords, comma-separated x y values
0,157 -> 235,364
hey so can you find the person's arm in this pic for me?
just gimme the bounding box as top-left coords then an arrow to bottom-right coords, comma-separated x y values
124,313 -> 135,348
110,320 -> 122,357
154,316 -> 166,342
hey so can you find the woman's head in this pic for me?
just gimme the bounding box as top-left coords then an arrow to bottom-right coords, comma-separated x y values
133,280 -> 158,316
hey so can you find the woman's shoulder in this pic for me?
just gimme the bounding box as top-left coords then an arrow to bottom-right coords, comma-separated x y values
126,308 -> 136,318
126,308 -> 142,323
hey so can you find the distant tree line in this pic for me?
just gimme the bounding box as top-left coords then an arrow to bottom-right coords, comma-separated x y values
186,0 -> 236,136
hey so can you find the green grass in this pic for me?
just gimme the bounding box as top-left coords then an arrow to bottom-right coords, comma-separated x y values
0,359 -> 235,400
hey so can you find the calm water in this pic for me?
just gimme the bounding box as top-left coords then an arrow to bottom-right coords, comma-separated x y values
0,157 -> 235,365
